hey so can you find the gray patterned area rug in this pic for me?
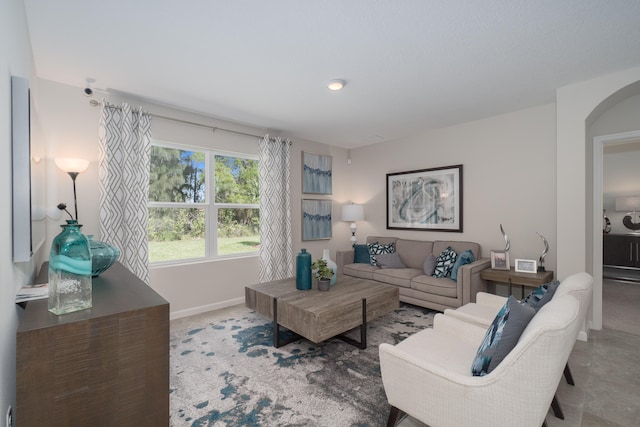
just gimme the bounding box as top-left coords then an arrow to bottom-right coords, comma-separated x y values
170,302 -> 435,427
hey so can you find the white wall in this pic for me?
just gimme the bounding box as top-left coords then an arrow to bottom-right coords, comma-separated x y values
1,0 -> 42,418
35,79 -> 351,318
593,94 -> 640,234
556,65 -> 640,332
351,103 -> 558,271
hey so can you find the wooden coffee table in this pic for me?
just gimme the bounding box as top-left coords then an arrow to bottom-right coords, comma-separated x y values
245,275 -> 399,349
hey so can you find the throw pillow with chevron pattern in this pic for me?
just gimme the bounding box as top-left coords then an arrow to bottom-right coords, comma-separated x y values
367,242 -> 395,267
433,246 -> 457,278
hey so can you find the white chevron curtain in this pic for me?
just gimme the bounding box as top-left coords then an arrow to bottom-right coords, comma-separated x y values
98,102 -> 152,283
258,135 -> 294,282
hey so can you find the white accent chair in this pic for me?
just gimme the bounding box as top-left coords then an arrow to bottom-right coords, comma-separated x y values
443,272 -> 594,396
379,294 -> 582,427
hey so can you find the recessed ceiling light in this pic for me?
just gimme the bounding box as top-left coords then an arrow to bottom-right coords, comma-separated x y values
327,79 -> 346,91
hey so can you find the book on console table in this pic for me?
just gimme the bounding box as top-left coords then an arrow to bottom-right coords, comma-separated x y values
15,283 -> 49,303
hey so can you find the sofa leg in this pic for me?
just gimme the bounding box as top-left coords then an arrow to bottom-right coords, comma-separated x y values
387,406 -> 402,427
564,363 -> 575,386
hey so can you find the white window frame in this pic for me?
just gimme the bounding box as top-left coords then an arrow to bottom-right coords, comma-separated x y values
149,140 -> 259,265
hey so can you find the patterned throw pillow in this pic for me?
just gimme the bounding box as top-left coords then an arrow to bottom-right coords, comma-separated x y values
450,249 -> 476,281
367,242 -> 395,267
522,280 -> 560,311
471,296 -> 536,376
433,247 -> 457,278
353,244 -> 371,264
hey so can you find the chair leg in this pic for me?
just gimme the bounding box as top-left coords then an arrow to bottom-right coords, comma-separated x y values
387,406 -> 402,427
551,393 -> 565,420
564,362 -> 575,386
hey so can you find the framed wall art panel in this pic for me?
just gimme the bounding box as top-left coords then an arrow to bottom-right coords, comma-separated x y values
302,199 -> 332,240
302,152 -> 332,194
387,164 -> 463,232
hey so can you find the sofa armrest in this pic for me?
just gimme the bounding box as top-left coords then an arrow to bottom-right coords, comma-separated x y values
458,258 -> 491,305
336,249 -> 355,275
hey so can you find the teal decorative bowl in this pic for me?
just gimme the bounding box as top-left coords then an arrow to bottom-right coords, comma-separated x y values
88,236 -> 121,277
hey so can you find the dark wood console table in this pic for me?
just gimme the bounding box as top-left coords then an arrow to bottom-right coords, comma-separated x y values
480,268 -> 554,298
16,262 -> 169,426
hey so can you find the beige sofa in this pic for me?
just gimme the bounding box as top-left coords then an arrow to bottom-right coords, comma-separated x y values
336,236 -> 491,312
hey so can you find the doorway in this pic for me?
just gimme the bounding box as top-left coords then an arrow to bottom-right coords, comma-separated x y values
593,130 -> 640,333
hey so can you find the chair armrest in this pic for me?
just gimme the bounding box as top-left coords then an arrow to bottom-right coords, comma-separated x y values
336,249 -> 354,275
458,258 -> 491,305
433,313 -> 487,347
476,292 -> 508,309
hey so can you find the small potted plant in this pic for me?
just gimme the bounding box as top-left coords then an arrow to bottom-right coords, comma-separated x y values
311,258 -> 334,291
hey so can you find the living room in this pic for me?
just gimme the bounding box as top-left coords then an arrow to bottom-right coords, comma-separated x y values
3,1 -> 640,426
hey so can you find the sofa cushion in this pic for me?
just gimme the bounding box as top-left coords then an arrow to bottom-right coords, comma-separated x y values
377,252 -> 406,269
342,263 -> 379,280
434,246 -> 457,278
522,280 -> 560,311
411,275 -> 458,298
433,241 -> 481,261
374,268 -> 423,288
395,239 -> 433,269
423,255 -> 437,276
368,242 -> 395,267
450,249 -> 475,281
353,244 -> 371,264
471,296 -> 536,376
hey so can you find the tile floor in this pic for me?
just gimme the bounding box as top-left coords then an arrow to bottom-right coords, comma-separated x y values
399,278 -> 640,427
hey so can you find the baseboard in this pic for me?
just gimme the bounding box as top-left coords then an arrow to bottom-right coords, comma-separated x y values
170,297 -> 245,320
577,330 -> 588,342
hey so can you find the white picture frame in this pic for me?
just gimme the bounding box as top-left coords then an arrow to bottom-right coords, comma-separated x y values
515,258 -> 537,273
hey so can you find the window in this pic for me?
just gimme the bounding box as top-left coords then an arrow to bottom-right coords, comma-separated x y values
148,143 -> 259,263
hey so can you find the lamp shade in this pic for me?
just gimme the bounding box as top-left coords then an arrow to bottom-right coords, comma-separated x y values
342,204 -> 364,222
55,157 -> 90,174
615,196 -> 640,212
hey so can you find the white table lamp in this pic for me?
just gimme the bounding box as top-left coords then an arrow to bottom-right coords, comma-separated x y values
342,203 -> 364,246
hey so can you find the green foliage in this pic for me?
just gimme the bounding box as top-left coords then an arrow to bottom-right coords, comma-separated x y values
311,258 -> 334,280
148,236 -> 260,263
148,148 -> 259,254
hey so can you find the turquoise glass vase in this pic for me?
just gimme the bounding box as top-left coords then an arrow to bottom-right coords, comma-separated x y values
48,220 -> 92,315
296,249 -> 312,290
88,236 -> 120,277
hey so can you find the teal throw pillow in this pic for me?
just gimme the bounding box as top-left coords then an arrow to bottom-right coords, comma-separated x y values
353,244 -> 371,264
367,242 -> 395,267
433,246 -> 457,278
450,249 -> 475,281
522,280 -> 560,312
471,296 -> 536,376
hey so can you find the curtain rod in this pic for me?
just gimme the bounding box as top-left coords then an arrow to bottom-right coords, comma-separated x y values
89,99 -> 268,140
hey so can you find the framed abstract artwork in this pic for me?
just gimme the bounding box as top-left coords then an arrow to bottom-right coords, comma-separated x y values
302,152 -> 332,194
386,164 -> 463,232
302,199 -> 332,241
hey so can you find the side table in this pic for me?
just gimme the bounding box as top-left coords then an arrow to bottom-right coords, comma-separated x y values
480,268 -> 554,298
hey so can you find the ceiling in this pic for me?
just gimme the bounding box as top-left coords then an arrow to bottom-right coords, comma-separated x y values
23,0 -> 640,149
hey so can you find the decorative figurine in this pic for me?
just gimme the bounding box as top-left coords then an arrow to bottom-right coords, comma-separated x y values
500,224 -> 510,251
537,232 -> 549,272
